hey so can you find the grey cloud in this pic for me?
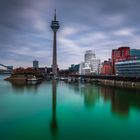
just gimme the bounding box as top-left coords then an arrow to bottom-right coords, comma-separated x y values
0,0 -> 140,68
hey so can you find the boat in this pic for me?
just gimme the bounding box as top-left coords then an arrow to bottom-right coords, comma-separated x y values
26,75 -> 42,84
60,77 -> 67,81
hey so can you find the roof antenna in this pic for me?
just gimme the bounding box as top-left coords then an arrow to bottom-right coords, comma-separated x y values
54,9 -> 56,21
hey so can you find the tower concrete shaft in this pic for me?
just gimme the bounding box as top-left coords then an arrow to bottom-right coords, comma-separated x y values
52,30 -> 57,75
51,10 -> 60,75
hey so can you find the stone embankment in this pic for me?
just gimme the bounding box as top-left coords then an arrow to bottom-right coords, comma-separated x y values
97,79 -> 140,89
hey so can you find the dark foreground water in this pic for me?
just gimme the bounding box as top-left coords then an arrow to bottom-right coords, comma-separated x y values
0,75 -> 140,140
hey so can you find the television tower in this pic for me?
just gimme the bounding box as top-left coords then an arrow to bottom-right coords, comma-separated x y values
51,9 -> 60,75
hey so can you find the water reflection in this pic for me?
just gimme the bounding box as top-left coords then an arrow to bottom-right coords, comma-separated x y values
101,86 -> 140,116
66,83 -> 100,108
66,82 -> 140,117
10,81 -> 41,94
50,80 -> 58,136
81,84 -> 100,108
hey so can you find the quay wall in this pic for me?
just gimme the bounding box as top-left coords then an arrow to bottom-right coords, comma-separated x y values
97,79 -> 140,89
67,75 -> 140,89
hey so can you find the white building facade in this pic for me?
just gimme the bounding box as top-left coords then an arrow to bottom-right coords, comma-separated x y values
79,50 -> 100,75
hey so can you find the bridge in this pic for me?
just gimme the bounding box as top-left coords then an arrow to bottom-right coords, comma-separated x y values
0,64 -> 13,71
0,64 -> 13,70
0,64 -> 13,74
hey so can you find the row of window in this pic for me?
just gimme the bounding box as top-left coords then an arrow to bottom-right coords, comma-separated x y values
116,67 -> 140,70
116,61 -> 140,76
117,72 -> 140,74
116,62 -> 140,66
116,64 -> 140,67
117,71 -> 140,73
116,69 -> 140,72
117,74 -> 140,77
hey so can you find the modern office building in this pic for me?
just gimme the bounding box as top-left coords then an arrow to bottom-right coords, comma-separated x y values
69,64 -> 80,74
130,49 -> 140,57
115,48 -> 140,77
33,60 -> 39,68
115,58 -> 140,77
112,47 -> 130,74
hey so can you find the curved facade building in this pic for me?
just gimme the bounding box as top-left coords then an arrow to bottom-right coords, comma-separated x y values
85,50 -> 96,63
79,50 -> 100,75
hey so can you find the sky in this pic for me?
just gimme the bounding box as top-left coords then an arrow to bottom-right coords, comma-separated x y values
0,0 -> 140,69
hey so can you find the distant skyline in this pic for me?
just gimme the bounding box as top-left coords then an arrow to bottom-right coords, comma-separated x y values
0,0 -> 140,68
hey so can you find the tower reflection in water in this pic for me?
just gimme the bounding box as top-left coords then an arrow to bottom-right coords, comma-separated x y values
50,80 -> 58,136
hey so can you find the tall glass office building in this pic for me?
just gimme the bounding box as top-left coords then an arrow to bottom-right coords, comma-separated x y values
33,60 -> 39,68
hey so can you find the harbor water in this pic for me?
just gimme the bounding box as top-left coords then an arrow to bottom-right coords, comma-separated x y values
0,75 -> 140,140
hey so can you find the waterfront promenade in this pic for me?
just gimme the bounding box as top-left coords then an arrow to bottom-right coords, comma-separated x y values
59,74 -> 140,89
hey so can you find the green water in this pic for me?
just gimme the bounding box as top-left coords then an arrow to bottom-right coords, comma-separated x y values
0,75 -> 140,140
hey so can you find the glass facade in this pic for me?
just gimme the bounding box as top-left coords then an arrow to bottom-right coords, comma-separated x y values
115,59 -> 140,77
130,49 -> 140,57
33,60 -> 39,68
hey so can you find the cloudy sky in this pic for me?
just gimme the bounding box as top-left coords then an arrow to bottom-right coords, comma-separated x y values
0,0 -> 140,69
